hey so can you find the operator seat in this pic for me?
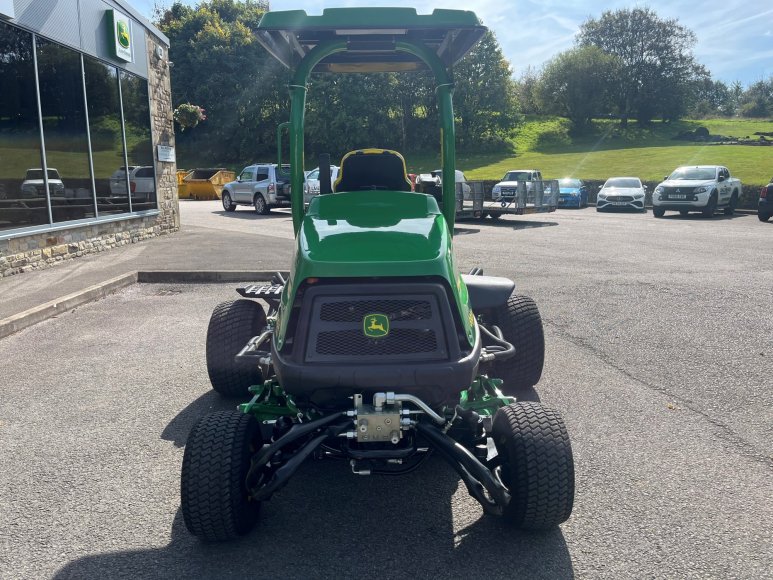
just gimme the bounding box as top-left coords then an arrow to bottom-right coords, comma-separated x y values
334,149 -> 413,193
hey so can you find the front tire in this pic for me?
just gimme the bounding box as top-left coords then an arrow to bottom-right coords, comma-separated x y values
254,194 -> 270,215
653,207 -> 665,218
181,411 -> 263,542
723,193 -> 738,216
491,294 -> 545,394
222,192 -> 236,212
206,300 -> 266,397
702,193 -> 717,218
492,402 -> 575,530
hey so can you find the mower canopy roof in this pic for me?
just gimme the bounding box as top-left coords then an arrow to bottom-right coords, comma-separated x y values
255,8 -> 485,73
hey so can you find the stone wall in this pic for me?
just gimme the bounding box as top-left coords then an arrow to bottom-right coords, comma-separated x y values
0,32 -> 179,279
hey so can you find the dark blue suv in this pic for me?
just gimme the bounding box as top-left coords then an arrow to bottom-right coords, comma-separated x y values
760,179 -> 772,222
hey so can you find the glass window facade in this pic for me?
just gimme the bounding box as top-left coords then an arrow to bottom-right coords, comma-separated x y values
0,20 -> 156,235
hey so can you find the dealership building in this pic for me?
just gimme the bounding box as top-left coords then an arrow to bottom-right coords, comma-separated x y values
0,0 -> 178,277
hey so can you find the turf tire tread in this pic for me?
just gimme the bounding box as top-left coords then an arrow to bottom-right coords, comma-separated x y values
181,410 -> 261,541
492,402 -> 575,530
492,294 -> 545,393
206,299 -> 265,397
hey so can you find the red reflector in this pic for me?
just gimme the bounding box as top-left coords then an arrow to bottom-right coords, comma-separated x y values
761,187 -> 768,199
130,181 -> 136,193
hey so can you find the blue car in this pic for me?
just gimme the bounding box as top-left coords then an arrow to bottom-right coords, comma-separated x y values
557,178 -> 588,208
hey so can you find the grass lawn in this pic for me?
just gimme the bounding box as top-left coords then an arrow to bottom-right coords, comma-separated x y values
404,117 -> 773,186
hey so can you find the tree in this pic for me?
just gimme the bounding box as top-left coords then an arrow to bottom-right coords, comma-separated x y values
537,46 -> 617,128
158,0 -> 288,163
738,78 -> 773,118
578,8 -> 699,124
158,1 -> 519,165
513,67 -> 543,116
451,31 -> 521,151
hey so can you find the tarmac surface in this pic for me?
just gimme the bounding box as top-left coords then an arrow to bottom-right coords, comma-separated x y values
1,201 -> 771,579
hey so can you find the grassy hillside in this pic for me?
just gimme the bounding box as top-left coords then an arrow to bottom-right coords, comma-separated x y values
404,117 -> 773,186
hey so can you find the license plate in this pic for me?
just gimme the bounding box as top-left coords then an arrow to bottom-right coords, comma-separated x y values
612,201 -> 628,205
670,194 -> 686,199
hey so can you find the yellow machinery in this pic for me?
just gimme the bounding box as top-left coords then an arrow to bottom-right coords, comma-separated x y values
178,168 -> 236,200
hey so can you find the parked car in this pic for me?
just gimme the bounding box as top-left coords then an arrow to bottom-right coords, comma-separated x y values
652,165 -> 741,218
596,177 -> 646,212
109,166 -> 156,201
21,168 -> 64,199
221,164 -> 291,214
303,165 -> 340,204
491,169 -> 542,200
557,178 -> 588,208
760,178 -> 772,222
415,169 -> 471,198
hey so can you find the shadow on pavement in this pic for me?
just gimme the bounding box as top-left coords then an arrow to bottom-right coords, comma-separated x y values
212,209 -> 291,221
161,391 -> 236,447
482,219 -> 559,230
53,458 -> 574,579
454,226 -> 481,236
659,212 -> 749,221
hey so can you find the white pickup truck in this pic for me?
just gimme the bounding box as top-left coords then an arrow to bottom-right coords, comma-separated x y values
653,165 -> 741,218
491,169 -> 543,200
485,169 -> 557,216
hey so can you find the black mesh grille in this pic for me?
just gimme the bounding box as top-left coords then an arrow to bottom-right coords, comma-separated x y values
316,328 -> 438,356
303,290 -> 450,363
606,195 -> 634,202
320,299 -> 432,322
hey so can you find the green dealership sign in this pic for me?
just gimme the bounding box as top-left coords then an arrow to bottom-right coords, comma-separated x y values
108,9 -> 133,62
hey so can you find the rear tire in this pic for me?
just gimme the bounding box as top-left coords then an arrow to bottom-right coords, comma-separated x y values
492,402 -> 575,530
489,213 -> 501,220
491,294 -> 545,394
653,208 -> 665,218
181,411 -> 263,542
679,210 -> 689,216
759,212 -> 771,222
206,300 -> 266,397
222,192 -> 236,212
254,194 -> 270,215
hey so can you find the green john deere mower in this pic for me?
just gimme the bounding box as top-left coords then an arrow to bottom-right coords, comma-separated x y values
182,7 -> 575,542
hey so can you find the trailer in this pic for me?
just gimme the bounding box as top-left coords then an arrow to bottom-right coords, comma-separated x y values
482,179 -> 559,217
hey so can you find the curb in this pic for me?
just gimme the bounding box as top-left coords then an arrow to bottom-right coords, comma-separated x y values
0,270 -> 282,340
0,272 -> 138,340
136,270 -> 285,283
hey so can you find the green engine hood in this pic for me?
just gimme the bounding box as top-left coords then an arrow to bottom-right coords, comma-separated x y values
274,191 -> 475,349
300,191 -> 445,273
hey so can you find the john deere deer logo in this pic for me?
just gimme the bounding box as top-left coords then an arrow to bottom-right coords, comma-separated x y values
117,20 -> 130,49
363,313 -> 389,338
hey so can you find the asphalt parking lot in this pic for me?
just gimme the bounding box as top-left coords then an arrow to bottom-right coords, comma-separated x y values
1,202 -> 771,579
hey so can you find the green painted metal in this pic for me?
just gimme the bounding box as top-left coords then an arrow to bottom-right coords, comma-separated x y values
395,41 -> 457,232
239,380 -> 301,422
458,376 -> 514,417
259,7 -> 481,30
276,122 -> 290,176
275,191 -> 476,349
289,40 -> 347,234
258,8 -> 485,352
255,8 -> 485,72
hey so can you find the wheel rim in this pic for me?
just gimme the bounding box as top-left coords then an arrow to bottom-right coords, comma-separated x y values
255,196 -> 265,212
223,193 -> 231,209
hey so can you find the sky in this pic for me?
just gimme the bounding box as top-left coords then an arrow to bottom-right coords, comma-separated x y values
138,0 -> 773,85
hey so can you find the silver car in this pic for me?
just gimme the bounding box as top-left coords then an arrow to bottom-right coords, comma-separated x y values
303,165 -> 340,204
596,177 -> 646,212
